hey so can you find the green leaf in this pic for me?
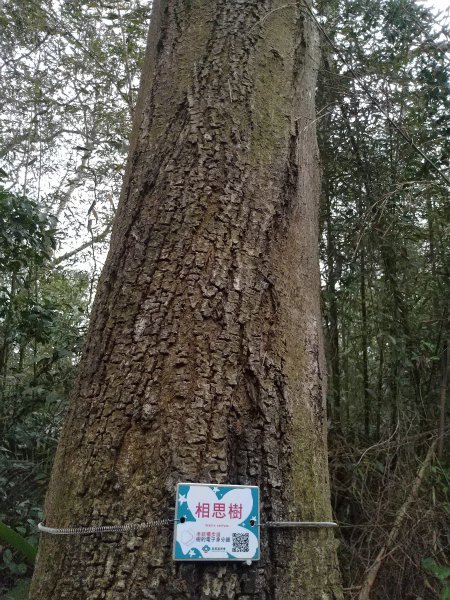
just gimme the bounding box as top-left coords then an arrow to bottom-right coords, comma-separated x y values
437,567 -> 450,581
0,520 -> 37,564
15,526 -> 27,535
422,558 -> 450,581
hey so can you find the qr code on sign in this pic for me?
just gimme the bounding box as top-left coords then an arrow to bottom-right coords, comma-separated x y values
232,532 -> 249,553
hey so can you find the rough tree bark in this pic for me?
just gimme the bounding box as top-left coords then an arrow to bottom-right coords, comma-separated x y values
30,1 -> 342,598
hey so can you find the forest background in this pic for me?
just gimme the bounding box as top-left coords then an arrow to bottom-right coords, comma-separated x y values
0,0 -> 449,598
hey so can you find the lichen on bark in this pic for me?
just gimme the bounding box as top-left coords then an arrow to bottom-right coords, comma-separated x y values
30,1 -> 342,598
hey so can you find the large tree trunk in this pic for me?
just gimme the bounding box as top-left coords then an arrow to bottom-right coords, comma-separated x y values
30,1 -> 342,598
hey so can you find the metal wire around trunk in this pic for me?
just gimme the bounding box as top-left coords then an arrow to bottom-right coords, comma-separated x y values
38,519 -> 337,535
37,519 -> 174,536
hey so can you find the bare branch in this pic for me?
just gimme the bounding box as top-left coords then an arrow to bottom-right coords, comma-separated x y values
52,222 -> 112,266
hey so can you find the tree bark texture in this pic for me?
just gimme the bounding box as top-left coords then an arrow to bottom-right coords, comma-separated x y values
30,1 -> 342,598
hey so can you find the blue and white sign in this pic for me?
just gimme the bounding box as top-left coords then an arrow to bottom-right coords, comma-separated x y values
173,483 -> 260,562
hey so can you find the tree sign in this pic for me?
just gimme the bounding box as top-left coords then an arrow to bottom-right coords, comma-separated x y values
173,483 -> 260,562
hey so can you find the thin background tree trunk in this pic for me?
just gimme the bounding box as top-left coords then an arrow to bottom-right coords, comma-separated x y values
30,1 -> 342,598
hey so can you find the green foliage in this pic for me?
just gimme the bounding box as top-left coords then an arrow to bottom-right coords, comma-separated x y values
319,0 -> 450,596
320,0 -> 450,440
422,558 -> 450,599
422,557 -> 450,581
0,186 -> 56,273
0,521 -> 37,564
0,186 -> 88,596
0,518 -> 36,587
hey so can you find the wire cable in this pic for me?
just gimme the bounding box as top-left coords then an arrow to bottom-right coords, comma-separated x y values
38,518 -> 338,535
